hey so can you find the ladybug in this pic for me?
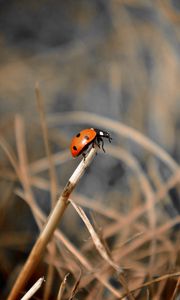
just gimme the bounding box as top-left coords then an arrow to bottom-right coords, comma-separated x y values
70,128 -> 112,158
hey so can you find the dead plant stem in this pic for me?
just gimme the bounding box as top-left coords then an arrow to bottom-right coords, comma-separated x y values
7,147 -> 97,300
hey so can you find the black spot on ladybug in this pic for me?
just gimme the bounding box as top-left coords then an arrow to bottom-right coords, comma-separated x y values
73,146 -> 77,151
84,135 -> 90,140
76,133 -> 80,137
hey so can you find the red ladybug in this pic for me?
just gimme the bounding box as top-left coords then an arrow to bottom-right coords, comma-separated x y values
70,128 -> 112,158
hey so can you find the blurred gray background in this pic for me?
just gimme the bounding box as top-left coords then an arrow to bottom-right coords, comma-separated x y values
0,0 -> 179,159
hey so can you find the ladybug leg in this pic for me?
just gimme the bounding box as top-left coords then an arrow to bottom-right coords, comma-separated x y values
90,141 -> 98,156
82,147 -> 90,160
82,152 -> 86,161
100,138 -> 106,152
97,137 -> 105,152
92,138 -> 100,149
95,137 -> 101,149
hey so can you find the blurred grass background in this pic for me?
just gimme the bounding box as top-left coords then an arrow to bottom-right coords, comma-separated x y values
0,1 -> 180,299
0,0 -> 179,155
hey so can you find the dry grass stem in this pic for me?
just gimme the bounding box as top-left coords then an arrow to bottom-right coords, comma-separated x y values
36,83 -> 58,300
120,272 -> 180,299
29,150 -> 69,174
96,169 -> 180,241
7,146 -> 97,300
170,277 -> 180,300
0,106 -> 180,300
70,199 -> 122,273
70,199 -> 135,299
43,249 -> 56,300
57,273 -> 69,300
15,189 -> 123,298
68,272 -> 81,300
35,83 -> 57,207
20,277 -> 44,300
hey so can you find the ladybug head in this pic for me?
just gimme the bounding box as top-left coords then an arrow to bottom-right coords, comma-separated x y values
95,129 -> 112,143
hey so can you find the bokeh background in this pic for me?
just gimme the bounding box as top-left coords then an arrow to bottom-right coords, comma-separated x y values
0,1 -> 180,299
0,0 -> 179,155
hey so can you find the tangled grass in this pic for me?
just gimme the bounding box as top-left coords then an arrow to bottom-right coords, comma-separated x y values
0,108 -> 179,299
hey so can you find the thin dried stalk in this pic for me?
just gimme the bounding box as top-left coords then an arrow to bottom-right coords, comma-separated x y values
96,169 -> 180,241
43,247 -> 56,300
29,150 -> 69,174
7,146 -> 97,300
20,277 -> 44,300
70,200 -> 135,300
120,271 -> 180,299
57,273 -> 69,300
170,277 -> 180,300
113,215 -> 180,263
35,83 -> 57,207
68,272 -> 81,300
36,84 -> 58,300
15,189 -> 122,298
70,199 -> 122,273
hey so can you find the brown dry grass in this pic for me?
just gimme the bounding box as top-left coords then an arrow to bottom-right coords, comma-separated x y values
0,108 -> 179,299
